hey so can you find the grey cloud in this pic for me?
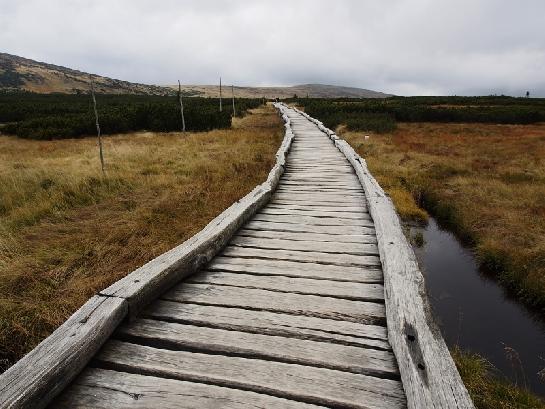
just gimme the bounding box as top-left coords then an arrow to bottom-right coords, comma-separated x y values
1,0 -> 544,96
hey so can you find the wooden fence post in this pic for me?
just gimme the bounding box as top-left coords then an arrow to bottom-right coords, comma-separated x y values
178,80 -> 186,132
219,77 -> 223,112
232,84 -> 236,117
90,76 -> 105,173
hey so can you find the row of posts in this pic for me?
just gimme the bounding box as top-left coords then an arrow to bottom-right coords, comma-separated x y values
90,75 -> 240,173
178,76 -> 237,134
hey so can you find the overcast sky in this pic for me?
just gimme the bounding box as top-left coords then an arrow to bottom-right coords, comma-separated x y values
2,0 -> 544,96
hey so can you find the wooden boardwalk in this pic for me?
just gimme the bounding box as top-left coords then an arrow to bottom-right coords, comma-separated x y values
51,108 -> 405,408
0,105 -> 474,409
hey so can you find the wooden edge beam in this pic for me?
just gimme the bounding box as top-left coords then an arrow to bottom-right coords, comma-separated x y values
100,103 -> 294,318
0,104 -> 294,409
0,295 -> 127,409
282,104 -> 474,409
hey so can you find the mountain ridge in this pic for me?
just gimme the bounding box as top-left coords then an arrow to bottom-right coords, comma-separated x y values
0,53 -> 391,98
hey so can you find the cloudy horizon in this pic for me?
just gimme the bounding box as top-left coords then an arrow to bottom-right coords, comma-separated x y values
1,0 -> 544,96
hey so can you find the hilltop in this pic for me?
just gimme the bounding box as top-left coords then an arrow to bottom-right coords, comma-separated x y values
167,83 -> 392,98
0,53 -> 172,95
0,52 -> 391,98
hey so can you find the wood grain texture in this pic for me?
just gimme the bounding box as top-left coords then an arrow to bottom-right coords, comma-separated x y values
286,105 -> 474,408
187,270 -> 385,301
221,245 -> 381,267
162,283 -> 386,323
207,256 -> 383,282
144,300 -> 390,348
229,235 -> 379,255
244,219 -> 376,235
237,227 -> 376,243
93,341 -> 406,409
0,296 -> 127,409
115,318 -> 399,377
52,368 -> 320,409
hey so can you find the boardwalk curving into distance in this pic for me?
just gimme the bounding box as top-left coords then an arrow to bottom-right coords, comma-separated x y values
0,104 -> 474,408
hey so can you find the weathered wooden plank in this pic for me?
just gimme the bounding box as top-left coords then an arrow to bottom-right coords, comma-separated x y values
144,300 -> 390,347
0,296 -> 127,409
253,213 -> 374,227
188,270 -> 385,301
265,203 -> 367,213
92,341 -> 406,409
222,246 -> 381,267
52,368 -> 318,409
260,207 -> 368,219
230,235 -> 378,255
237,228 -> 377,244
273,191 -> 364,200
116,319 -> 398,377
207,256 -> 383,282
277,182 -> 362,189
163,283 -> 385,323
276,187 -> 364,194
288,105 -> 474,408
244,220 -> 376,235
269,199 -> 368,209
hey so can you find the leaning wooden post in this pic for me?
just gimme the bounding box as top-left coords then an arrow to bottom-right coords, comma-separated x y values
219,76 -> 223,112
178,80 -> 186,132
90,76 -> 105,173
231,84 -> 236,117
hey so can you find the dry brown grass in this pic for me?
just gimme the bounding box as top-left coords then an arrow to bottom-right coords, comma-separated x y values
0,106 -> 283,370
342,122 -> 545,308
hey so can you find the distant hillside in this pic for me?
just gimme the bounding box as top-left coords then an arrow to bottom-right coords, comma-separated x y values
0,52 -> 391,98
0,53 -> 172,95
169,83 -> 392,99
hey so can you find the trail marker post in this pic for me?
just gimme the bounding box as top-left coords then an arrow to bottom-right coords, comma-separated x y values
219,77 -> 223,112
232,84 -> 236,117
90,76 -> 105,173
178,80 -> 186,132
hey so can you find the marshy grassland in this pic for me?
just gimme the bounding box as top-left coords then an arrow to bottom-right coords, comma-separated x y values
0,105 -> 283,370
342,122 -> 545,308
342,122 -> 545,408
453,348 -> 545,409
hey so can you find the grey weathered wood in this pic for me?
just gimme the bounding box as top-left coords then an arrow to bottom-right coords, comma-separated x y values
163,283 -> 386,323
0,296 -> 127,409
237,228 -> 376,244
222,246 -> 381,267
273,191 -> 364,200
89,76 -> 105,172
187,270 -> 385,301
178,80 -> 186,132
260,207 -> 369,219
229,235 -> 378,255
0,104 -> 296,409
52,368 -> 319,409
99,107 -> 295,317
267,203 -> 366,212
245,219 -> 376,235
144,301 -> 390,348
92,341 -> 406,409
207,256 -> 383,282
116,318 -> 398,377
253,213 -> 374,227
285,104 -> 474,408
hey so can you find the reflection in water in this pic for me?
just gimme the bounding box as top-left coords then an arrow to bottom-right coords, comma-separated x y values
410,218 -> 545,396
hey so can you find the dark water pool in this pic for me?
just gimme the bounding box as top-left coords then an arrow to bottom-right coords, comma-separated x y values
410,218 -> 545,396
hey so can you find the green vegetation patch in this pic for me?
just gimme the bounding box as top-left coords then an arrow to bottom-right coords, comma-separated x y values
0,93 -> 263,139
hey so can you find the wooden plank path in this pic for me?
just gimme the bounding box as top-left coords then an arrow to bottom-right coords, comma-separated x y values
0,104 -> 474,409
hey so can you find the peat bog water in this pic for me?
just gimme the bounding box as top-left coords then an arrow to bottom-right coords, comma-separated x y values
409,218 -> 545,396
